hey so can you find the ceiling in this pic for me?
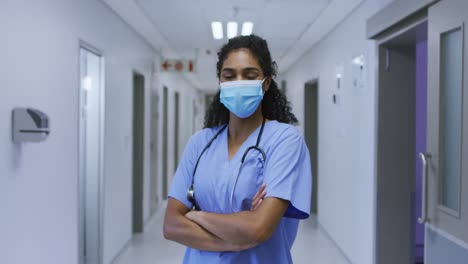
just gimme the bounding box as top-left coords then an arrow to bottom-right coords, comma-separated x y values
102,0 -> 364,93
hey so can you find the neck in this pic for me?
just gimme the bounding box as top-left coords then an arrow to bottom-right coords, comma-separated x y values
228,110 -> 264,142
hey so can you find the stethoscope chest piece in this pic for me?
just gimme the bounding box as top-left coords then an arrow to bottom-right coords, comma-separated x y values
187,184 -> 195,203
187,184 -> 199,210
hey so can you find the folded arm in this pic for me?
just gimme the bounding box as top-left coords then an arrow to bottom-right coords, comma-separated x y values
163,198 -> 252,252
185,197 -> 289,246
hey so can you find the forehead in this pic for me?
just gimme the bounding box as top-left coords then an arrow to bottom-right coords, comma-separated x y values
222,48 -> 261,70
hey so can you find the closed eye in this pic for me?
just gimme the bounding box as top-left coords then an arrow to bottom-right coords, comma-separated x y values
222,75 -> 235,80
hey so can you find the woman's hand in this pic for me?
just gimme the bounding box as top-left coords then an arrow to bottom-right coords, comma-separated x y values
251,183 -> 266,211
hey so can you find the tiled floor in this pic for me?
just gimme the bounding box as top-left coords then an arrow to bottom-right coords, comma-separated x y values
113,205 -> 350,264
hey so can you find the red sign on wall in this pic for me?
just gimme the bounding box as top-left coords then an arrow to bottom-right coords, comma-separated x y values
161,59 -> 196,73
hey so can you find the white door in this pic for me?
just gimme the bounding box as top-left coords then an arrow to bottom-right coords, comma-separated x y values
79,46 -> 105,264
424,0 -> 468,262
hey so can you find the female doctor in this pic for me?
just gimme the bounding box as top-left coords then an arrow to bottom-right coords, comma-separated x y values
163,35 -> 312,263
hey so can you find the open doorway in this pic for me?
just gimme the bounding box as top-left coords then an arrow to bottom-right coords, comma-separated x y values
373,1 -> 468,263
304,80 -> 319,214
132,72 -> 145,233
375,20 -> 427,264
79,45 -> 105,264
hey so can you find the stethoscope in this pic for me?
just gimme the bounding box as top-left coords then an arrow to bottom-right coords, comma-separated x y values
187,118 -> 266,211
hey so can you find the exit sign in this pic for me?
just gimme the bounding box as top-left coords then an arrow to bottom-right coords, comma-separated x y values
161,59 -> 196,73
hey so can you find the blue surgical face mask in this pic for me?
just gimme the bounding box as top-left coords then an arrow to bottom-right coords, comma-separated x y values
220,78 -> 266,118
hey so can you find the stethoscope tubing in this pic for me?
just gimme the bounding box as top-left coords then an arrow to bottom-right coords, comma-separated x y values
230,145 -> 266,212
189,118 -> 266,211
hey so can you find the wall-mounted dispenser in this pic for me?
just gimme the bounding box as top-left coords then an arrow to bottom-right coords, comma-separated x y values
12,108 -> 50,143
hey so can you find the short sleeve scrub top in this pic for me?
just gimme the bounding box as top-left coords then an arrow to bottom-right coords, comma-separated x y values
168,120 -> 312,264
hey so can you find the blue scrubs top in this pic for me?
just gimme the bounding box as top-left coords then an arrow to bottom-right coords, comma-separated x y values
168,120 -> 312,264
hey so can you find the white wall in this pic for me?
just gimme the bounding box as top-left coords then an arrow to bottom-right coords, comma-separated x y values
281,0 -> 394,263
0,1 -> 201,263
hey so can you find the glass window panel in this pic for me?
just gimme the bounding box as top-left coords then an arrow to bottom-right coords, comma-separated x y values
439,28 -> 463,212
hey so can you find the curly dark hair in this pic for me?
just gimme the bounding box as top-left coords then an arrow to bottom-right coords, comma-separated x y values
203,34 -> 298,128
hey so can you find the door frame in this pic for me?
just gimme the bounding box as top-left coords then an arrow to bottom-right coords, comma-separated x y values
78,41 -> 106,264
371,16 -> 429,264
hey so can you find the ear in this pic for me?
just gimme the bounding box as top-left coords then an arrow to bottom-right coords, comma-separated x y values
262,77 -> 272,93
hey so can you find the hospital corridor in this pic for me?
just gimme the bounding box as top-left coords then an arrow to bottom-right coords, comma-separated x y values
2,0 -> 468,264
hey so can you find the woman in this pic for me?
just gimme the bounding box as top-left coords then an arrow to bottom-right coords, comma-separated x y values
163,35 -> 312,263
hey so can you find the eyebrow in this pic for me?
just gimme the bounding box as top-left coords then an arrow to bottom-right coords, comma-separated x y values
221,67 -> 261,73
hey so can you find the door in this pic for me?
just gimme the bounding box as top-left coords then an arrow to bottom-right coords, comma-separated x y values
192,99 -> 197,134
162,87 -> 168,198
132,73 -> 144,233
174,91 -> 180,170
425,0 -> 468,262
79,46 -> 104,264
304,80 -> 318,214
150,91 -> 159,215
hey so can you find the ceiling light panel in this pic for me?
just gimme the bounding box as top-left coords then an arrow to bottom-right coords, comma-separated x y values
211,21 -> 223,39
241,22 -> 253,35
227,22 -> 238,39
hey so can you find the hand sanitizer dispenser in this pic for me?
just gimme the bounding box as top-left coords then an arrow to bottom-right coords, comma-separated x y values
12,108 -> 50,143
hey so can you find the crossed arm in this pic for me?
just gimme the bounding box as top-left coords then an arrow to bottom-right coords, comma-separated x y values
163,184 -> 289,252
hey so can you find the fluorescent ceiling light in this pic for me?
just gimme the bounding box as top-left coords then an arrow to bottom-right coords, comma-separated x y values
227,22 -> 238,39
211,21 -> 223,39
241,22 -> 253,36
